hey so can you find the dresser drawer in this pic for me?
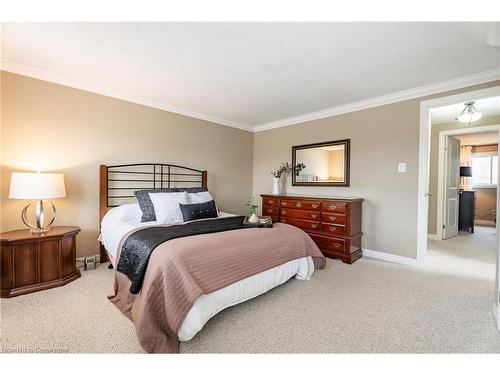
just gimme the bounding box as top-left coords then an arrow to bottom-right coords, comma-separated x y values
281,199 -> 320,211
320,212 -> 347,226
308,233 -> 347,254
321,201 -> 348,214
281,208 -> 320,221
262,205 -> 279,216
317,223 -> 347,236
263,197 -> 280,207
280,217 -> 320,231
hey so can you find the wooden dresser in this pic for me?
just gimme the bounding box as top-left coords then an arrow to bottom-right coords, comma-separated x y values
261,194 -> 363,264
0,226 -> 81,298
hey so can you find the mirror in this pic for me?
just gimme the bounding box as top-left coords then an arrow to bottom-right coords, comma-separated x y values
292,139 -> 350,186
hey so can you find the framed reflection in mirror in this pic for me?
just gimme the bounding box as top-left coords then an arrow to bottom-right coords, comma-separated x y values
292,139 -> 350,187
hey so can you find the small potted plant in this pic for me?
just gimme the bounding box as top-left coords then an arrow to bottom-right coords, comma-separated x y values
270,162 -> 306,195
246,197 -> 259,223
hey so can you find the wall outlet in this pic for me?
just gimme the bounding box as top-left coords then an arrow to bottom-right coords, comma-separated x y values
398,162 -> 407,173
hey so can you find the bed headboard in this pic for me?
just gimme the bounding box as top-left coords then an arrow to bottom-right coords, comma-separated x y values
99,163 -> 207,262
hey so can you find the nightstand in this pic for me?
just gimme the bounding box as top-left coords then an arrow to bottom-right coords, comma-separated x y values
0,226 -> 81,298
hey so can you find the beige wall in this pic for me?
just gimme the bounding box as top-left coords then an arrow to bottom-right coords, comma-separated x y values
253,81 -> 500,259
475,188 -> 497,223
297,148 -> 331,181
473,145 -> 497,225
0,72 -> 254,257
2,70 -> 499,260
329,149 -> 344,181
427,115 -> 500,234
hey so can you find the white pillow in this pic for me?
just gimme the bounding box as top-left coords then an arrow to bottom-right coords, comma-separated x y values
188,191 -> 214,204
149,191 -> 189,224
101,203 -> 143,228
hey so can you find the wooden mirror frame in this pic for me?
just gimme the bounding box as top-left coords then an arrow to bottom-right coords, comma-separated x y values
292,139 -> 350,187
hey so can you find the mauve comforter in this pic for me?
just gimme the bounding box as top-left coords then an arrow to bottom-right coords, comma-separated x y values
109,222 -> 325,353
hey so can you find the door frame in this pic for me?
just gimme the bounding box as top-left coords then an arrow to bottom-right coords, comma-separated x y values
436,124 -> 500,241
417,85 -> 500,263
417,85 -> 500,330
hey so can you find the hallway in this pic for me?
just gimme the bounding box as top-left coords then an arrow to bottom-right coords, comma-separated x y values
427,225 -> 497,280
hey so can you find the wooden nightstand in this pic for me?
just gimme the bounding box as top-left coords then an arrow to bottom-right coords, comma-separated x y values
0,226 -> 81,298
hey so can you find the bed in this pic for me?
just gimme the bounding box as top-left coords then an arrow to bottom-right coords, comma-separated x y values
98,163 -> 326,353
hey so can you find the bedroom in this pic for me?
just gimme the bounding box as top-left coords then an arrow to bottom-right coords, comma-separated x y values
1,1 -> 500,373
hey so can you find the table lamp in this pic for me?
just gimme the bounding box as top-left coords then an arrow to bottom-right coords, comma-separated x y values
9,172 -> 66,234
460,166 -> 472,177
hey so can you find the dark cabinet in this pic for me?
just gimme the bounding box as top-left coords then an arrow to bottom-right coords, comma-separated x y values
459,191 -> 475,233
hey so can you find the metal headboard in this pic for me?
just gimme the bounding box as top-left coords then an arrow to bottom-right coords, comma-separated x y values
99,163 -> 207,262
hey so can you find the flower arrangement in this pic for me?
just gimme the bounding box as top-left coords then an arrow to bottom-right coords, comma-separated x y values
246,196 -> 259,215
271,162 -> 306,178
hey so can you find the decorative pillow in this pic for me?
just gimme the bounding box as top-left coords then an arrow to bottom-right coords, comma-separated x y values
148,192 -> 189,224
179,200 -> 218,222
188,191 -> 214,204
135,187 -> 207,222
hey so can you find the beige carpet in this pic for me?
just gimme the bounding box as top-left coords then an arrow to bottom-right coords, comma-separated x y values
1,240 -> 500,353
426,225 -> 497,280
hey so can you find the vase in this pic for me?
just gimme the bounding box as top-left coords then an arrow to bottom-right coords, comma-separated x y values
272,177 -> 280,195
248,213 -> 259,223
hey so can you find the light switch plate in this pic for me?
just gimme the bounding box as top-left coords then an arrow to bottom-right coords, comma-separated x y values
398,162 -> 407,173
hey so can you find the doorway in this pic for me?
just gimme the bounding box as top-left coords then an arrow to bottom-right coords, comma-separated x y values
429,127 -> 499,280
417,86 -> 500,330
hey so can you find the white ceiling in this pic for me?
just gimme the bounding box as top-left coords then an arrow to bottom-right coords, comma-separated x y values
431,96 -> 500,124
453,132 -> 498,146
1,22 -> 500,131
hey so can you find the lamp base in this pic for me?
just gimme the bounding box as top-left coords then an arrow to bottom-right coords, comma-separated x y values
21,200 -> 57,234
30,227 -> 51,234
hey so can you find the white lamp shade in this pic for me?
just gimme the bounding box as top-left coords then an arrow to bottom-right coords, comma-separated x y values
9,172 -> 66,200
458,111 -> 482,123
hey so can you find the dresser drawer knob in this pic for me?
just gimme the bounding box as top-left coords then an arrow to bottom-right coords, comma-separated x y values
281,218 -> 287,223
282,202 -> 288,206
282,210 -> 287,214
329,204 -> 337,210
312,203 -> 319,209
267,209 -> 273,213
268,200 -> 274,204
334,243 -> 342,248
295,202 -> 302,208
329,226 -> 337,232
310,223 -> 318,229
329,216 -> 336,221
311,214 -> 318,219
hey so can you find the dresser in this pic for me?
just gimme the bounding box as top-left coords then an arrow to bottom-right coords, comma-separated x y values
458,190 -> 475,233
0,226 -> 81,298
261,194 -> 363,264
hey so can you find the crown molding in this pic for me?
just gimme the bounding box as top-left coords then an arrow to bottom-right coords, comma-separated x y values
253,68 -> 500,132
0,58 -> 254,133
2,57 -> 499,134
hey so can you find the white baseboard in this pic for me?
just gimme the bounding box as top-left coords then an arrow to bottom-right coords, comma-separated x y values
76,254 -> 100,262
362,249 -> 418,266
427,234 -> 439,240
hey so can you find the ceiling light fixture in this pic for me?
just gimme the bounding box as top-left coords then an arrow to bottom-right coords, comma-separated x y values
457,101 -> 482,124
